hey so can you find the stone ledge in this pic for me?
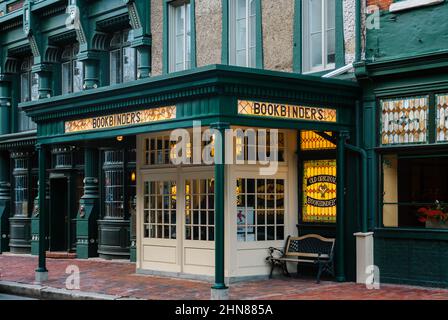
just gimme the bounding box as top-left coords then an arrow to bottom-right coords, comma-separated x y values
389,0 -> 444,13
0,281 -> 143,300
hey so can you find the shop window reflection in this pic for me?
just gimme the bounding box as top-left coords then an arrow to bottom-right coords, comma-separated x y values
237,178 -> 285,242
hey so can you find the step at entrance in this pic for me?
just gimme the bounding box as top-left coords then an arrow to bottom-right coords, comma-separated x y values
46,252 -> 77,259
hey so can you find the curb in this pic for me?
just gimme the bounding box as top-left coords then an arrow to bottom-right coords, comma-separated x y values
0,281 -> 144,300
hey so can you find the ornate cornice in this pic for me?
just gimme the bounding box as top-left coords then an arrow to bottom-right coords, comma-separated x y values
22,65 -> 360,122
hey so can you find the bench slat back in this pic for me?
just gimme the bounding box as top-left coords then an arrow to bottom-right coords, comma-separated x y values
285,234 -> 335,258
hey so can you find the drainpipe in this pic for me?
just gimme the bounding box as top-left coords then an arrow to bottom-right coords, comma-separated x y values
344,143 -> 368,233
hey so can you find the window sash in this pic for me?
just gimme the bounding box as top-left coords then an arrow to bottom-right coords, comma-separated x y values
169,2 -> 191,72
302,0 -> 336,73
110,49 -> 122,85
62,61 -> 73,94
230,0 -> 256,68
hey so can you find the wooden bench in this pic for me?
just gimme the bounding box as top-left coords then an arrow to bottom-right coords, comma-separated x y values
266,234 -> 335,283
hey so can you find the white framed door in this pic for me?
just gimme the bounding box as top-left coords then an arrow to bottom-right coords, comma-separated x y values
181,169 -> 215,276
139,169 -> 181,273
138,167 -> 215,275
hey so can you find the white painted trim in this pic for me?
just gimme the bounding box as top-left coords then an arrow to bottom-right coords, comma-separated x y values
322,63 -> 353,78
389,0 -> 444,13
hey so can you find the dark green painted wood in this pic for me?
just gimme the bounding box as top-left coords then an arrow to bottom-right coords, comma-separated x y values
366,2 -> 448,62
36,144 -> 48,273
211,121 -> 228,290
221,0 -> 229,64
336,131 -> 348,282
335,0 -> 344,68
292,0 -> 302,74
76,148 -> 100,259
0,151 -> 10,253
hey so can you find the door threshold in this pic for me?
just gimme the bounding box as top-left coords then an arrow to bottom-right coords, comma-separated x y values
46,251 -> 77,259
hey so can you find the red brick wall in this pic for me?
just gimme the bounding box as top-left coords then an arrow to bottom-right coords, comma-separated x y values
367,0 -> 394,11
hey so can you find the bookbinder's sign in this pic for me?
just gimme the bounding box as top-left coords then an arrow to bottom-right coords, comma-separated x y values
65,106 -> 176,133
238,100 -> 337,123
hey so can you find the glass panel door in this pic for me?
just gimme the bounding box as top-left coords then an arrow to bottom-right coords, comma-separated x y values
143,180 -> 177,240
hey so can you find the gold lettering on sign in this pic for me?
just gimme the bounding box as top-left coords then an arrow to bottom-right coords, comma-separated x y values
65,106 -> 176,133
238,100 -> 337,123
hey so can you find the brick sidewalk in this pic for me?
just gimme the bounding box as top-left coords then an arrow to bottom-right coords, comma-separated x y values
0,254 -> 447,300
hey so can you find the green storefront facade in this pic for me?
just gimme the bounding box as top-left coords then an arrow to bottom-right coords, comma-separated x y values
0,0 -> 447,290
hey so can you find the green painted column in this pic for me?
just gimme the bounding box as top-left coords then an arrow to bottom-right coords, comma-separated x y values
132,34 -> 151,79
0,152 -> 11,253
33,64 -> 53,99
79,51 -> 100,90
336,131 -> 348,282
0,75 -> 12,253
211,122 -> 229,296
77,148 -> 99,259
35,144 -> 48,282
137,46 -> 151,79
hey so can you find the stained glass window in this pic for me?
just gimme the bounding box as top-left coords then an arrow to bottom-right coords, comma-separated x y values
436,94 -> 448,142
300,131 -> 336,151
302,159 -> 337,223
381,96 -> 429,146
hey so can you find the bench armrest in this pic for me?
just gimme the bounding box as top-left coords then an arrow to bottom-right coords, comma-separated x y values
266,247 -> 285,261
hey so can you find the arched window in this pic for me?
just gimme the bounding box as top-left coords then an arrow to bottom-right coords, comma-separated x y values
109,30 -> 137,85
61,43 -> 83,94
19,56 -> 38,131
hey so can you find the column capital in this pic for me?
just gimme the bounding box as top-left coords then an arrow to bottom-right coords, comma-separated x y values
77,50 -> 101,62
338,130 -> 350,140
0,74 -> 13,82
31,63 -> 53,74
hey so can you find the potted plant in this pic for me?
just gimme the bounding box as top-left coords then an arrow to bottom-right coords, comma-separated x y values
417,201 -> 448,229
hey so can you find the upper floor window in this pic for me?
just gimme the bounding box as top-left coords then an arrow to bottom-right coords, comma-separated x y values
109,30 -> 137,85
229,0 -> 256,67
20,57 -> 38,103
19,57 -> 37,131
302,0 -> 335,73
169,0 -> 191,72
61,44 -> 83,94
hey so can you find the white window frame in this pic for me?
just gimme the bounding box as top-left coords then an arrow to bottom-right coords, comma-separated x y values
169,1 -> 191,73
302,0 -> 336,73
229,0 -> 256,68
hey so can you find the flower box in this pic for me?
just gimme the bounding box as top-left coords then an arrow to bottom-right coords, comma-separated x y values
426,220 -> 448,229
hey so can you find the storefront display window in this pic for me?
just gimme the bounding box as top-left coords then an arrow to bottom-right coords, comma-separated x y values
382,154 -> 448,229
236,178 -> 285,242
302,159 -> 337,223
103,150 -> 124,219
381,96 -> 429,146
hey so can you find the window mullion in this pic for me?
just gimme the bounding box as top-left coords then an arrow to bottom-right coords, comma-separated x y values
322,0 -> 326,69
246,0 -> 249,67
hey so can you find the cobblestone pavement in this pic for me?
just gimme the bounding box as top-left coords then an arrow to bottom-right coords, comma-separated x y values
0,254 -> 447,300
